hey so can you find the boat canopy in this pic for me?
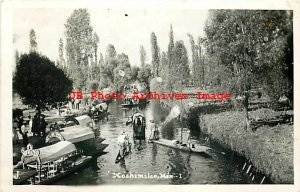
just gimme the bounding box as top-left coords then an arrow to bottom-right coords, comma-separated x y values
46,125 -> 95,144
74,115 -> 93,127
22,141 -> 76,164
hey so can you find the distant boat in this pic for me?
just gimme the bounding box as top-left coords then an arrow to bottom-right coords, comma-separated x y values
121,100 -> 149,108
122,81 -> 149,107
90,102 -> 109,121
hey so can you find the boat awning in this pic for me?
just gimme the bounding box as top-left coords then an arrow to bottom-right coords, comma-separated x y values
46,125 -> 95,144
74,115 -> 93,127
62,126 -> 95,143
22,141 -> 76,164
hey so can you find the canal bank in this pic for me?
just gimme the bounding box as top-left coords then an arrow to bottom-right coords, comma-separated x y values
157,98 -> 293,184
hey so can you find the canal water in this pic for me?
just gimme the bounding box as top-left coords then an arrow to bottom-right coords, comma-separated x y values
54,101 -> 256,185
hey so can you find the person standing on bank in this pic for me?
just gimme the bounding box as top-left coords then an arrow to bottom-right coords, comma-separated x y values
39,114 -> 47,136
13,117 -> 20,144
31,112 -> 39,136
149,120 -> 159,141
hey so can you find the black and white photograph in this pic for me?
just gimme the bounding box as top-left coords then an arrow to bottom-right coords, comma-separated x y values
0,0 -> 299,191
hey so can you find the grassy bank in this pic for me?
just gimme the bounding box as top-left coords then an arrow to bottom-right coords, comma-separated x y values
200,110 -> 293,184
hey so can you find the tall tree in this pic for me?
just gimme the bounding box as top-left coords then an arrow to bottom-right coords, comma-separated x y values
187,34 -> 202,86
58,38 -> 65,68
173,40 -> 190,87
15,50 -> 20,66
29,29 -> 37,52
103,44 -> 118,86
167,25 -> 175,90
150,32 -> 160,77
113,53 -> 131,91
99,52 -> 104,67
205,10 -> 293,131
159,51 -> 168,79
93,32 -> 100,66
64,9 -> 94,90
138,64 -> 152,85
65,9 -> 93,68
13,52 -> 72,113
139,45 -> 147,67
130,66 -> 140,82
198,37 -> 206,87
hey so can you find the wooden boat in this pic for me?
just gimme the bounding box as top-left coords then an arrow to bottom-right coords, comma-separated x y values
151,138 -> 211,154
13,141 -> 92,185
122,81 -> 149,108
46,115 -> 109,156
90,103 -> 109,121
46,125 -> 95,144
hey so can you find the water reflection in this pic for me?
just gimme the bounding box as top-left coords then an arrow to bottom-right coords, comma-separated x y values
150,143 -> 158,166
53,100 -> 256,185
168,149 -> 190,184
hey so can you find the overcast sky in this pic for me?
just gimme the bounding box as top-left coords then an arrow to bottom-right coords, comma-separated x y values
13,8 -> 208,67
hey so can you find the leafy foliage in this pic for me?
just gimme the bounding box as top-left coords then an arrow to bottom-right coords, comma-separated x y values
64,9 -> 96,90
150,32 -> 160,77
205,10 -> 293,103
140,45 -> 147,67
187,34 -> 202,87
173,40 -> 190,88
138,64 -> 152,84
29,29 -> 37,52
204,10 -> 293,130
13,52 -> 73,111
57,38 -> 65,68
158,51 -> 168,79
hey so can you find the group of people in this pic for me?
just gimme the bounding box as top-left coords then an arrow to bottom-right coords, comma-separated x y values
12,110 -> 48,147
13,115 -> 28,146
31,113 -> 48,137
69,98 -> 81,110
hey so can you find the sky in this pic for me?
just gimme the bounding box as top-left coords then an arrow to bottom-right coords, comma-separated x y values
13,8 -> 208,67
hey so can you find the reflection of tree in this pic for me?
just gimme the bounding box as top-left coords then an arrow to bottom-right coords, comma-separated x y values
151,101 -> 169,123
151,143 -> 158,166
161,121 -> 174,140
168,149 -> 190,184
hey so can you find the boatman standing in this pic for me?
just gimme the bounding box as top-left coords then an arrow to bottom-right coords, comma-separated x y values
117,131 -> 130,158
149,120 -> 159,141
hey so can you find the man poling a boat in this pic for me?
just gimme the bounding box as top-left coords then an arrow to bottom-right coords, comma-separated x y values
126,112 -> 146,143
116,131 -> 131,163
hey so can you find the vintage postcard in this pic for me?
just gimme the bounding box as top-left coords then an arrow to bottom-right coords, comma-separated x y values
1,0 -> 299,191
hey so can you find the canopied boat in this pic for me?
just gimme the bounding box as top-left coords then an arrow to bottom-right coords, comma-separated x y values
13,141 -> 91,185
122,81 -> 149,107
46,115 -> 108,156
